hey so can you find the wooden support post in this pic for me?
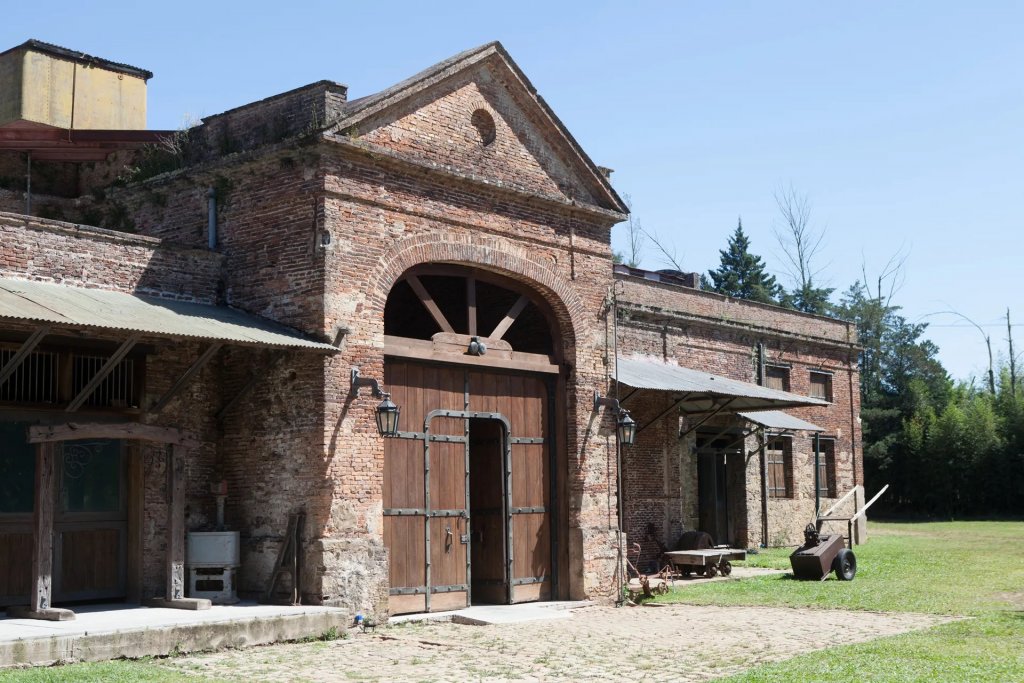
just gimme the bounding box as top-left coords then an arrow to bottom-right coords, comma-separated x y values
8,442 -> 75,620
65,334 -> 140,412
150,343 -> 222,414
489,295 -> 529,340
0,326 -> 50,387
147,444 -> 210,610
407,274 -> 454,333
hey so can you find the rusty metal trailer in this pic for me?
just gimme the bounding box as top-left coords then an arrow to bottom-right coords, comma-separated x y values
663,548 -> 746,578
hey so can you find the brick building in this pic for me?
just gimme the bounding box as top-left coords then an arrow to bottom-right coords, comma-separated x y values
0,40 -> 862,623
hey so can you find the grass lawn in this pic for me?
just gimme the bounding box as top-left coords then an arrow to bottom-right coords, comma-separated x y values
655,520 -> 1024,682
0,659 -> 206,682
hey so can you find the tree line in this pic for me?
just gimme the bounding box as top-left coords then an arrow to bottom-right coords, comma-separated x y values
617,188 -> 1023,517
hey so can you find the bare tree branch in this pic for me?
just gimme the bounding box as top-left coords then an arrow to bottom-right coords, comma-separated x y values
620,193 -> 646,268
772,184 -> 828,290
642,227 -> 685,272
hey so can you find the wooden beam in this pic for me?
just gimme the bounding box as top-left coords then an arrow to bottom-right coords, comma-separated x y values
167,444 -> 185,600
406,275 -> 454,334
149,343 -> 222,414
678,398 -> 737,441
489,295 -> 529,340
147,444 -> 210,610
384,336 -> 559,375
0,326 -> 50,387
466,277 -> 477,336
65,334 -> 140,412
8,443 -> 76,620
634,393 -> 694,437
32,442 -> 56,612
29,422 -> 199,448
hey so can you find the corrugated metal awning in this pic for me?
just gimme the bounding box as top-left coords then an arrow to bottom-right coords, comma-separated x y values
738,410 -> 824,432
0,278 -> 336,352
614,356 -> 827,414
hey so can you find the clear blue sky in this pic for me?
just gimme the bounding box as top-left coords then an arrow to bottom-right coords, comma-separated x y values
5,2 -> 1020,382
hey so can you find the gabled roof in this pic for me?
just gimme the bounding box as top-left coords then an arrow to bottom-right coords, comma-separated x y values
331,42 -> 627,215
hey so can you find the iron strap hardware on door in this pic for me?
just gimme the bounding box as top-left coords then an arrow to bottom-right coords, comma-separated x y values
350,368 -> 401,437
593,391 -> 638,445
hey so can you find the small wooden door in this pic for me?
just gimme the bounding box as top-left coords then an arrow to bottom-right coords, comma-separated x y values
53,439 -> 127,602
469,371 -> 552,603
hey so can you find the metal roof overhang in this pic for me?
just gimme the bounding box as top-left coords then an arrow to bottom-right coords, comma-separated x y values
613,357 -> 828,414
0,278 -> 336,352
738,410 -> 824,433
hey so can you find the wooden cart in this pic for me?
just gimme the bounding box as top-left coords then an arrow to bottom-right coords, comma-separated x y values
663,548 -> 747,578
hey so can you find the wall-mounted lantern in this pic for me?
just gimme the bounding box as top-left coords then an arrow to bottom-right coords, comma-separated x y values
351,368 -> 401,438
593,391 -> 638,446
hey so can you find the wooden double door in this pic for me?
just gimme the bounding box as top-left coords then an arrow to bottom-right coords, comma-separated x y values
0,422 -> 126,606
383,361 -> 556,614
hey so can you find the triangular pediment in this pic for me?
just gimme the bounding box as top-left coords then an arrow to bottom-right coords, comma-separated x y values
330,43 -> 626,215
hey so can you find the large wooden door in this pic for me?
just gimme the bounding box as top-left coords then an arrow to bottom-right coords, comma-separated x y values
53,438 -> 127,602
384,361 -> 555,614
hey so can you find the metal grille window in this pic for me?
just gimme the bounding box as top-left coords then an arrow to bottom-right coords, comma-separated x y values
765,366 -> 790,392
0,347 -> 58,404
767,436 -> 792,498
816,438 -> 836,498
810,371 -> 833,402
71,354 -> 138,409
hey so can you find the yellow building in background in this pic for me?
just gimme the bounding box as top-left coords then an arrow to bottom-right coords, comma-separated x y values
0,39 -> 151,130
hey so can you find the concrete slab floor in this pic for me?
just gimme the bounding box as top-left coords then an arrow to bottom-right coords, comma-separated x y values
388,600 -> 595,626
0,601 -> 346,642
0,601 -> 351,668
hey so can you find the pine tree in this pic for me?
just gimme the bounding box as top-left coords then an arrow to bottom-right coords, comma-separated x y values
705,219 -> 782,304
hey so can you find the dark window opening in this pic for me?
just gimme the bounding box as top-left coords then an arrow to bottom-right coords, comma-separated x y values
810,371 -> 833,402
767,436 -> 792,498
0,344 -> 142,410
384,270 -> 555,356
0,422 -> 35,514
765,366 -> 790,393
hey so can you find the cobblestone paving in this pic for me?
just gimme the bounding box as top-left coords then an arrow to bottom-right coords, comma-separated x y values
167,604 -> 955,682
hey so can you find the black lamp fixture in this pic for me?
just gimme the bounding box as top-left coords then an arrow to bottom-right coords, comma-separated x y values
593,391 -> 638,446
351,368 -> 401,438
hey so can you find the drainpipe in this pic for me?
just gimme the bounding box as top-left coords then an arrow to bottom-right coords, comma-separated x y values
612,285 -> 625,605
207,188 -> 217,250
25,152 -> 31,215
814,432 -> 821,522
756,343 -> 769,546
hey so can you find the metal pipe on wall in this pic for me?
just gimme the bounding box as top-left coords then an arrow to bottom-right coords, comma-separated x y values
207,188 -> 217,250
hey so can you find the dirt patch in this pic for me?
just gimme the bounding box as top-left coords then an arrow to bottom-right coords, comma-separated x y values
994,592 -> 1024,610
164,604 -> 957,682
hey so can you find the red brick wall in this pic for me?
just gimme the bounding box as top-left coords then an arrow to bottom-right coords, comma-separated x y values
0,212 -> 221,303
616,274 -> 862,548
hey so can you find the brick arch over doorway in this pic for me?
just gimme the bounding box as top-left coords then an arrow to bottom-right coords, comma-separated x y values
370,234 -> 586,353
379,260 -> 572,614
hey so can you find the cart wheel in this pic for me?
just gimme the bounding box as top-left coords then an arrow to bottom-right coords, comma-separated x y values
719,560 -> 732,577
705,563 -> 718,578
681,567 -> 693,577
833,548 -> 857,581
691,566 -> 704,577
